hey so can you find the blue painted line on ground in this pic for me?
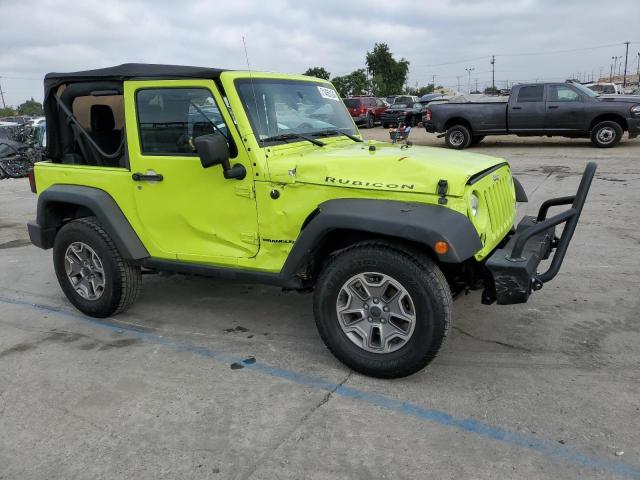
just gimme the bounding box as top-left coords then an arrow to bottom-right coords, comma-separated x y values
1,295 -> 639,479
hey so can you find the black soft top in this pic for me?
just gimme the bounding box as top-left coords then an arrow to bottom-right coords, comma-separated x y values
43,63 -> 227,162
44,63 -> 226,94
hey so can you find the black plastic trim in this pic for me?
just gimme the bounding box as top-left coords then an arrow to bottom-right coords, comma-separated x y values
32,185 -> 149,259
513,177 -> 528,202
281,199 -> 483,280
143,258 -> 285,286
467,162 -> 509,185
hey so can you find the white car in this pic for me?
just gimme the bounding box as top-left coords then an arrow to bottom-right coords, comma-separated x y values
0,121 -> 19,127
30,116 -> 46,126
585,82 -> 623,95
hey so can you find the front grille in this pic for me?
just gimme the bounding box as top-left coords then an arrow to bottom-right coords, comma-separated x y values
482,172 -> 515,245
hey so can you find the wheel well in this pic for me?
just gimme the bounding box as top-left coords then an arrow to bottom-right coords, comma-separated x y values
302,229 -> 479,295
41,201 -> 95,229
444,117 -> 472,133
305,229 -> 438,281
590,114 -> 627,132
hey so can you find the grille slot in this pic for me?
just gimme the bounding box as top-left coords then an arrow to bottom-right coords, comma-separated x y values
482,174 -> 514,244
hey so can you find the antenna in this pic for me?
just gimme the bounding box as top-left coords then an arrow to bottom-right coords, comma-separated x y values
242,35 -> 272,182
242,36 -> 266,144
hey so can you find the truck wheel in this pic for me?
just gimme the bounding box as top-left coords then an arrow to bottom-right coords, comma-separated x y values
445,125 -> 471,149
471,135 -> 485,145
364,114 -> 374,129
313,244 -> 452,378
53,217 -> 142,318
591,121 -> 622,148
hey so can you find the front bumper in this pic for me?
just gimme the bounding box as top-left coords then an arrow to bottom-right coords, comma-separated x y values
27,220 -> 56,249
483,162 -> 596,305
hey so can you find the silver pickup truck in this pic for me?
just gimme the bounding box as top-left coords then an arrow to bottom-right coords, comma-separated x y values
423,81 -> 640,149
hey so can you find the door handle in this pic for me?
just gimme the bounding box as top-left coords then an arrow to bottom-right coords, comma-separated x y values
548,105 -> 559,109
132,171 -> 164,182
512,106 -> 522,110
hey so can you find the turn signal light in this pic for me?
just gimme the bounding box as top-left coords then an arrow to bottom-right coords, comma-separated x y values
434,241 -> 449,255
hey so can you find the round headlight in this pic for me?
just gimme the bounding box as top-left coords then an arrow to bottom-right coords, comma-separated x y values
470,193 -> 479,216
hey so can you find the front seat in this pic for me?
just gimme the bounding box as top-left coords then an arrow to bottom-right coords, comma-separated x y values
89,104 -> 122,165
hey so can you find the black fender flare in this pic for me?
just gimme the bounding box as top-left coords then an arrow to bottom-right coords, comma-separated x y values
280,198 -> 483,281
29,184 -> 149,260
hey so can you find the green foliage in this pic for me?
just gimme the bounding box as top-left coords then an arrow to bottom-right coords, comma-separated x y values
17,98 -> 43,116
483,86 -> 499,95
0,106 -> 17,117
303,67 -> 331,80
331,69 -> 369,97
365,43 -> 410,97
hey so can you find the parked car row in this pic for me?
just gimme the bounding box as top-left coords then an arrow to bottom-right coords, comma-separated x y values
343,94 -> 449,128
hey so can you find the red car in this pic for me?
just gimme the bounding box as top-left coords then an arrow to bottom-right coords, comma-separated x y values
343,96 -> 388,128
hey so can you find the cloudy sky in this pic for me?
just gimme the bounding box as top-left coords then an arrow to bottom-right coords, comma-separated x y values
1,0 -> 639,106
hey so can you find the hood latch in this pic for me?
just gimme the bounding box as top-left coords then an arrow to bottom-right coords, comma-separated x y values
437,180 -> 448,205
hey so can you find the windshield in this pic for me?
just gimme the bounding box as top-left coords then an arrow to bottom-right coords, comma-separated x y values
573,83 -> 599,97
236,79 -> 357,143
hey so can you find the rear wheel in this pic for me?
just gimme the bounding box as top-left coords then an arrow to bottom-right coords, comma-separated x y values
313,244 -> 452,378
590,121 -> 622,148
53,217 -> 142,318
445,124 -> 472,149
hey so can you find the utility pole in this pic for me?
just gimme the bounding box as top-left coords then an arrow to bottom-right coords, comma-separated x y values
465,67 -> 474,94
623,41 -> 630,87
490,55 -> 495,91
456,76 -> 461,92
475,78 -> 479,93
0,78 -> 6,109
637,52 -> 640,88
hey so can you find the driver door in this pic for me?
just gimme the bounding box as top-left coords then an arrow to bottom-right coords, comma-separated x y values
124,79 -> 258,264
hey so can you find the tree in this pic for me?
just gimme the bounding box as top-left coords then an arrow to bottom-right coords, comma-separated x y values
365,43 -> 410,97
17,98 -> 43,116
483,86 -> 499,95
331,69 -> 369,97
303,67 -> 331,80
0,106 -> 16,117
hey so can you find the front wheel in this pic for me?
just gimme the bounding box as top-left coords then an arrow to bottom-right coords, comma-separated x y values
591,121 -> 622,148
313,244 -> 452,378
445,124 -> 472,149
53,217 -> 142,318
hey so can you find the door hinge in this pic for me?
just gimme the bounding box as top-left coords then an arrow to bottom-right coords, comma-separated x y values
240,232 -> 259,245
235,184 -> 254,198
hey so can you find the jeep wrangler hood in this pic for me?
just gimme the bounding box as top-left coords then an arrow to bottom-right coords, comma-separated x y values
269,141 -> 506,197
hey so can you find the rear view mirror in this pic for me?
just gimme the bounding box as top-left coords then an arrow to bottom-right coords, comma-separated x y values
195,133 -> 230,169
194,133 -> 246,180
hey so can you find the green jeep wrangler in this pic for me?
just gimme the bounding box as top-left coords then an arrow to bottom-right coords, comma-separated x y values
28,64 -> 596,378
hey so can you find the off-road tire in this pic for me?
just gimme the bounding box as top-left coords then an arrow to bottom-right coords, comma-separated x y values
590,121 -> 622,148
445,124 -> 472,149
313,243 -> 452,378
53,217 -> 142,318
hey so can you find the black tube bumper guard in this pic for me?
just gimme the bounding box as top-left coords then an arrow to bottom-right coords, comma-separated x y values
483,162 -> 597,305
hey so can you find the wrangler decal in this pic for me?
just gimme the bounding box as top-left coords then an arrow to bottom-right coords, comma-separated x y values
325,177 -> 414,190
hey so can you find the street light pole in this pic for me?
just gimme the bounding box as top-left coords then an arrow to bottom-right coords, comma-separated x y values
623,41 -> 630,88
465,67 -> 474,94
490,55 -> 495,91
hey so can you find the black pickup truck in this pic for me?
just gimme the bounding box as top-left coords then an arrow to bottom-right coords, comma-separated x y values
423,82 -> 640,149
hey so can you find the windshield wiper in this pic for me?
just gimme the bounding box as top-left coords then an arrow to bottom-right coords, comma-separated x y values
312,129 -> 363,142
262,133 -> 325,147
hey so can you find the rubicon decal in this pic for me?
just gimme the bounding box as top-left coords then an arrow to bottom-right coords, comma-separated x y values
325,177 -> 414,190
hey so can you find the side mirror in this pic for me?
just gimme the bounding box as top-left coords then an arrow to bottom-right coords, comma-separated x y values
194,133 -> 246,180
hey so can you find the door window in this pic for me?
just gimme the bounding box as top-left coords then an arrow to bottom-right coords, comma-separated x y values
135,88 -> 228,155
549,85 -> 581,102
516,85 -> 544,103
